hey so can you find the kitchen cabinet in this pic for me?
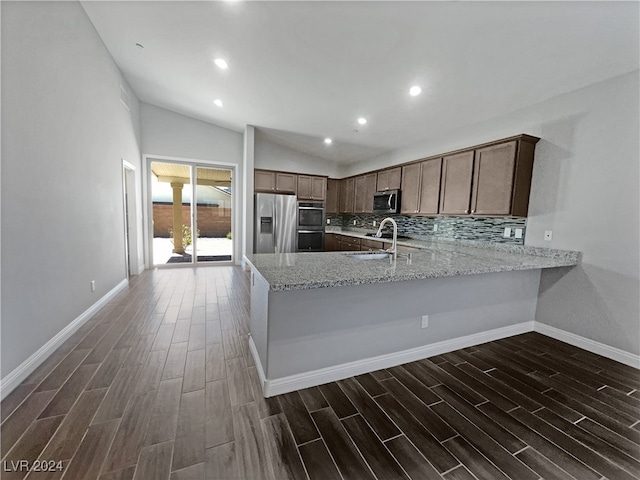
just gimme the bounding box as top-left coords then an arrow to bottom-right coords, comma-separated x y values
326,179 -> 340,214
439,136 -> 538,216
254,169 -> 297,194
297,175 -> 327,201
354,173 -> 377,213
400,158 -> 442,215
400,163 -> 421,214
333,234 -> 360,251
339,178 -> 355,214
361,237 -> 385,251
324,233 -> 337,251
376,167 -> 401,192
439,151 -> 475,215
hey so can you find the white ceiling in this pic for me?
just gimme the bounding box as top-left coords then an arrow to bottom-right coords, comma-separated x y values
81,1 -> 639,164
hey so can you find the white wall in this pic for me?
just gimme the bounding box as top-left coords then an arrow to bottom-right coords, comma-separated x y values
141,103 -> 243,166
345,71 -> 640,356
140,103 -> 244,265
1,1 -> 142,378
254,135 -> 341,178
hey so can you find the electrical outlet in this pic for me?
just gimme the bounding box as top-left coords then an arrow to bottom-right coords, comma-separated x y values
544,230 -> 553,241
353,220 -> 357,225
373,220 -> 377,227
326,218 -> 330,225
90,280 -> 96,292
514,228 -> 523,239
433,224 -> 438,232
421,315 -> 429,328
503,227 -> 511,238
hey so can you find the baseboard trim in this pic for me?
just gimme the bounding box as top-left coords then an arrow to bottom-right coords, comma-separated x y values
248,335 -> 267,392
534,322 -> 640,369
262,321 -> 535,397
0,278 -> 129,400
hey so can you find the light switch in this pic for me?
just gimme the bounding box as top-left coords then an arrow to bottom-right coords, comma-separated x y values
514,228 -> 523,239
544,230 -> 553,241
326,218 -> 330,225
503,227 -> 511,238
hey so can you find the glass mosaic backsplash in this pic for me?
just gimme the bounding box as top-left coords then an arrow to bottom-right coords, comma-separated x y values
326,214 -> 527,244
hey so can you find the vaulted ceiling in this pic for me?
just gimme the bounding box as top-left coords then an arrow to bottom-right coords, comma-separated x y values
81,1 -> 639,163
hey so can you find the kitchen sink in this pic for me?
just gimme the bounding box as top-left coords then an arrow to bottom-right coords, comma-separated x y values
344,252 -> 390,260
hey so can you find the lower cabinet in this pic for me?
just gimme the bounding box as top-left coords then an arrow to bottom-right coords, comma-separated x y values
361,238 -> 385,251
324,233 -> 336,252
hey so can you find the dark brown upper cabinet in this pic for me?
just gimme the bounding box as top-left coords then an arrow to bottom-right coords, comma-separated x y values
297,175 -> 327,201
401,159 -> 443,215
439,135 -> 539,216
354,173 -> 377,213
471,141 -> 517,215
439,151 -> 476,215
339,177 -> 356,214
376,167 -> 402,192
254,169 -> 297,194
326,178 -> 340,214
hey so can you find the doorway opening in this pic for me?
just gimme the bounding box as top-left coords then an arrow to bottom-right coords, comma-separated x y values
149,159 -> 233,266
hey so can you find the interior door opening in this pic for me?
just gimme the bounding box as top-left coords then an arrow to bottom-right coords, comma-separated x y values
150,160 -> 233,266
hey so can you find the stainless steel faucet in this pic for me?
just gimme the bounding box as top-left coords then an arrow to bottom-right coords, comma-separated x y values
375,217 -> 398,261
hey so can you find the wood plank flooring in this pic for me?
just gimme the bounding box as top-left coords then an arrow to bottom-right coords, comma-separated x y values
2,266 -> 639,479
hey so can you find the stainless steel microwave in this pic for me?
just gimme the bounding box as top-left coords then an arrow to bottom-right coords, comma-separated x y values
373,190 -> 401,214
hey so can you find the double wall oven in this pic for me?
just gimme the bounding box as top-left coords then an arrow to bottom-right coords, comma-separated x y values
297,202 -> 325,252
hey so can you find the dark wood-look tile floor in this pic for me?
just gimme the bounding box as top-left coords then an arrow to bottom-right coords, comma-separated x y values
2,266 -> 640,480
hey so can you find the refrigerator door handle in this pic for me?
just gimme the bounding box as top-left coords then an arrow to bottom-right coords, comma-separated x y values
272,203 -> 277,248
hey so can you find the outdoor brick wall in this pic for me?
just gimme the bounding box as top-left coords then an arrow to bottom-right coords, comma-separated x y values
153,204 -> 231,238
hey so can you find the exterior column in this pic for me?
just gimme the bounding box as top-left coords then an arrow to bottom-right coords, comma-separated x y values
171,182 -> 184,254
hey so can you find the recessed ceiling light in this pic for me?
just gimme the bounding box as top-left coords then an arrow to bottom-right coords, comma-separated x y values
357,117 -> 367,125
409,86 -> 422,96
213,99 -> 223,107
214,58 -> 228,70
324,138 -> 332,145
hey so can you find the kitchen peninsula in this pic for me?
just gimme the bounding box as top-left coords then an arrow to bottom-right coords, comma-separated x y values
245,238 -> 580,397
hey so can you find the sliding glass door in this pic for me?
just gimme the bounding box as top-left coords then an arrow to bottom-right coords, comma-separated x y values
194,166 -> 233,263
150,160 -> 233,266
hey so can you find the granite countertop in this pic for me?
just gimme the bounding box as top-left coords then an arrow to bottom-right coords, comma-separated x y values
246,231 -> 581,292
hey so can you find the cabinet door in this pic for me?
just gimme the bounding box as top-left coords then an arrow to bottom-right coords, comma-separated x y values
254,170 -> 275,192
439,151 -> 475,215
275,173 -> 297,194
400,163 -> 421,214
354,174 -> 376,213
297,175 -> 313,199
376,167 -> 402,191
324,233 -> 336,251
311,176 -> 327,201
361,173 -> 377,213
354,176 -> 367,213
340,178 -> 355,213
471,141 -> 517,215
418,158 -> 442,214
326,179 -> 340,214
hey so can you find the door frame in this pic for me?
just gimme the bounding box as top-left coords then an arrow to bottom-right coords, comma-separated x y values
122,160 -> 138,277
143,154 -> 237,269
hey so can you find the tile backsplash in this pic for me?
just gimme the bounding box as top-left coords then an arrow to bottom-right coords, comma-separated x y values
326,214 -> 527,244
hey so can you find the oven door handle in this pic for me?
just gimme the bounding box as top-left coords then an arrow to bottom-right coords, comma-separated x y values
297,230 -> 324,234
297,206 -> 324,210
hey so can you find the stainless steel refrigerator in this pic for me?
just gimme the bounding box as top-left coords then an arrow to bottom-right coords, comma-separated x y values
254,193 -> 297,253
